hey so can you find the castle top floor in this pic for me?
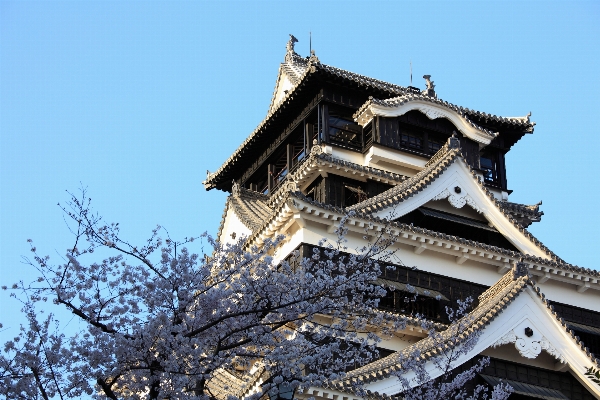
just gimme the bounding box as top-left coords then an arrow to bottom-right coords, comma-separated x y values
204,36 -> 535,200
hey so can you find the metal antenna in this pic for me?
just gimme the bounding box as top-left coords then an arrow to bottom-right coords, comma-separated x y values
309,31 -> 312,54
410,60 -> 413,86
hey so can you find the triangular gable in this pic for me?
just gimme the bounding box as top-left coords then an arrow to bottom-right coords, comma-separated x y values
217,185 -> 273,244
349,138 -> 551,259
267,50 -> 309,115
217,199 -> 252,245
268,65 -> 301,115
327,265 -> 600,398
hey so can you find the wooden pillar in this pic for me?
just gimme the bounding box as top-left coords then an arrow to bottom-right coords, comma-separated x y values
286,143 -> 293,171
321,103 -> 329,144
498,151 -> 508,190
317,105 -> 321,144
305,121 -> 313,152
267,164 -> 275,194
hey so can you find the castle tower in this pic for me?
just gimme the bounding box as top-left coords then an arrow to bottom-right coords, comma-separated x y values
204,37 -> 600,399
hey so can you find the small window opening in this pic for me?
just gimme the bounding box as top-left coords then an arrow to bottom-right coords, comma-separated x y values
480,152 -> 499,184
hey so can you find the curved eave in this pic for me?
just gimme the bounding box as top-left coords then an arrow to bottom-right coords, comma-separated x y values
204,63 -> 317,192
358,99 -> 497,145
243,187 -> 600,288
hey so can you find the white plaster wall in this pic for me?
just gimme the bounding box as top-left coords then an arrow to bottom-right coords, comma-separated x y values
219,206 -> 252,246
328,146 -> 364,165
365,145 -> 426,174
272,74 -> 294,109
535,278 -> 600,312
275,218 -> 600,310
272,223 -> 303,263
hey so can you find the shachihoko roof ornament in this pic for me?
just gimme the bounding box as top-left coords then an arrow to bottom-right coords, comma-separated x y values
422,74 -> 436,98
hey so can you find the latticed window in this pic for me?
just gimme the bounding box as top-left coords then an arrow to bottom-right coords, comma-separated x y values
427,137 -> 443,154
401,131 -> 422,150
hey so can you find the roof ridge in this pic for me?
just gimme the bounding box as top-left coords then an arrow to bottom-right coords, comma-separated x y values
347,139 -> 461,214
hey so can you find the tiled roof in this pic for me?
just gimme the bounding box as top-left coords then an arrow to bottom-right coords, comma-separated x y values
204,51 -> 534,191
285,190 -> 520,260
326,264 -> 600,399
265,148 -> 407,210
216,187 -> 274,240
345,137 -> 567,265
313,153 -> 407,183
328,264 -> 531,395
243,184 -> 599,281
207,365 -> 266,400
354,94 -> 534,133
347,138 -> 462,215
353,95 -> 498,142
230,187 -> 273,232
499,200 -> 543,227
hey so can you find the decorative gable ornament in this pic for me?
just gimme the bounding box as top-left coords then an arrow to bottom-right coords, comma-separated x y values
492,320 -> 565,363
432,186 -> 482,214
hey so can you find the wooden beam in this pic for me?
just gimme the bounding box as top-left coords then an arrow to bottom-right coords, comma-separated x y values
577,282 -> 590,293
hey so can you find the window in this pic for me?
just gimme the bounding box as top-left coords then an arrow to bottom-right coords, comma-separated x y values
480,152 -> 499,184
401,131 -> 423,150
328,115 -> 362,150
427,136 -> 444,154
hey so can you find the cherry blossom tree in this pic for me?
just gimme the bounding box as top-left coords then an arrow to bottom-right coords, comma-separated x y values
0,190 -> 512,399
1,190 -> 403,399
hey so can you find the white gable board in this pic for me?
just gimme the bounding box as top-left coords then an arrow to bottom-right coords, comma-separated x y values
218,203 -> 252,245
369,158 -> 550,259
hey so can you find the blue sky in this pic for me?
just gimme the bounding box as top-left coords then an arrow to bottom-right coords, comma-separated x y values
1,1 -> 599,340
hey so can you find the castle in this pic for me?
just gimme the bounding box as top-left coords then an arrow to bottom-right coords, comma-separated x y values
204,36 -> 600,399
